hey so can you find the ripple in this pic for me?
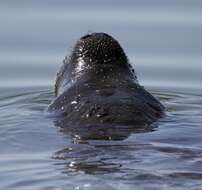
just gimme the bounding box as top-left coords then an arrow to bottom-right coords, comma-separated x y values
0,86 -> 202,189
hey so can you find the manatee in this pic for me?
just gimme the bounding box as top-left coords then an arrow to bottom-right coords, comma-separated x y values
48,32 -> 164,138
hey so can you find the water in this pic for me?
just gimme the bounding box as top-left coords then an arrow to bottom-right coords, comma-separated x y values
0,0 -> 202,189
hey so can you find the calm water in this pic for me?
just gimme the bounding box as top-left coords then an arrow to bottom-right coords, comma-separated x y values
0,0 -> 202,189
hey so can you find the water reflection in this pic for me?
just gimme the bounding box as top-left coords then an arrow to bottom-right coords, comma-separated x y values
54,119 -> 157,141
50,90 -> 166,175
52,117 -> 159,175
53,141 -> 143,175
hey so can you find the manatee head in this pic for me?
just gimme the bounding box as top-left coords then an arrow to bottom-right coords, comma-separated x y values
48,33 -> 164,135
72,32 -> 128,65
55,33 -> 136,96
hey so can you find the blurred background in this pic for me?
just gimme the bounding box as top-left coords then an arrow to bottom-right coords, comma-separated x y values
0,0 -> 202,90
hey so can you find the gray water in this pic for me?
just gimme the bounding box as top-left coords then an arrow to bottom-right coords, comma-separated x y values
0,0 -> 202,189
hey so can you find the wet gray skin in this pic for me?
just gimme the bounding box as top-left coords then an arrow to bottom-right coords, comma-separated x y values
48,33 -> 164,140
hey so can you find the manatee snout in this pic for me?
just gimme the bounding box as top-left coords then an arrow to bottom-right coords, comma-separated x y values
48,32 -> 164,129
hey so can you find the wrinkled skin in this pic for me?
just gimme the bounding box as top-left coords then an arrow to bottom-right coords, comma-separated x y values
48,33 -> 164,140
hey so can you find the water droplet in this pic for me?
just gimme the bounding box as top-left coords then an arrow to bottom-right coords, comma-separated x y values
69,161 -> 76,167
71,101 -> 77,105
84,184 -> 91,188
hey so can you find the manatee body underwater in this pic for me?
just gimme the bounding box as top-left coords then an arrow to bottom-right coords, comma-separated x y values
48,33 -> 164,139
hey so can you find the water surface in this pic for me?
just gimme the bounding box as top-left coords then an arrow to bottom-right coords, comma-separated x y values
1,87 -> 202,190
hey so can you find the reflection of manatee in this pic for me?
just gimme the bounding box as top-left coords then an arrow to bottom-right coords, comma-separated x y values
48,33 -> 164,140
55,122 -> 156,141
